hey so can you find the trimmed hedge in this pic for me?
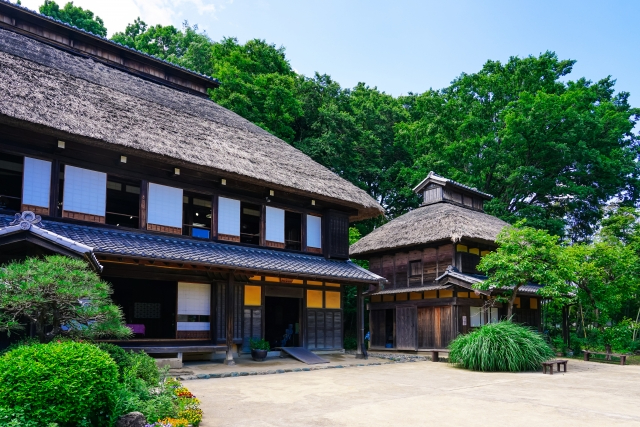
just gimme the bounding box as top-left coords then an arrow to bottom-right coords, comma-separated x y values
0,341 -> 119,426
449,320 -> 554,372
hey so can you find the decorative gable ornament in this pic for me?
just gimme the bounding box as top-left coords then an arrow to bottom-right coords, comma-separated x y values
10,211 -> 43,230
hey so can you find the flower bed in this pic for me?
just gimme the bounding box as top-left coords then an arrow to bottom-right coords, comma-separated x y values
145,379 -> 203,427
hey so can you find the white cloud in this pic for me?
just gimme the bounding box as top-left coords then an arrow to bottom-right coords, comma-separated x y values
16,0 -> 219,36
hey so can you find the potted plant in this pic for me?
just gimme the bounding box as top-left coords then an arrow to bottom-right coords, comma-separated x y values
250,338 -> 270,361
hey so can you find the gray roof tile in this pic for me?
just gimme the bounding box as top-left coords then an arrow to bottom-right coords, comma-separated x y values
0,215 -> 383,283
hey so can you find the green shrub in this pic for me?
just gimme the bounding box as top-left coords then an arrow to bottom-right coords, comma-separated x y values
0,341 -> 118,426
95,343 -> 160,387
449,321 -> 555,372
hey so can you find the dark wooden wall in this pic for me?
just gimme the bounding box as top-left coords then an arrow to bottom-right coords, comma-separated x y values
306,309 -> 342,350
323,210 -> 350,259
368,243 -> 454,289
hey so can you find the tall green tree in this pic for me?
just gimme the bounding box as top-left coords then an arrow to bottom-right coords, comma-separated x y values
476,222 -> 568,317
0,255 -> 131,343
39,0 -> 107,37
399,52 -> 640,240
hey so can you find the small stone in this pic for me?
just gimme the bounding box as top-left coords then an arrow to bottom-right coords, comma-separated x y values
267,370 -> 277,374
249,371 -> 258,375
210,373 -> 222,378
196,374 -> 209,379
284,369 -> 293,372
302,368 -> 311,371
293,368 -> 302,372
221,373 -> 231,378
276,369 -> 285,374
239,371 -> 249,376
334,365 -> 343,368
116,412 -> 146,427
230,372 -> 239,377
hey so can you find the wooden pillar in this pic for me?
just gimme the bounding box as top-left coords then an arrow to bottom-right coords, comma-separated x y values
356,284 -> 366,359
224,274 -> 236,365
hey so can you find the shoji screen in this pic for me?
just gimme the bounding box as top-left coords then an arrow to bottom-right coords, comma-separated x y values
63,165 -> 106,222
265,206 -> 284,247
22,157 -> 51,214
147,183 -> 182,234
307,214 -> 322,250
218,197 -> 240,241
177,282 -> 211,336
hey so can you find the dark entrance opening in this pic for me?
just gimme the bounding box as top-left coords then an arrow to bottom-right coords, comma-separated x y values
264,296 -> 300,348
109,278 -> 177,339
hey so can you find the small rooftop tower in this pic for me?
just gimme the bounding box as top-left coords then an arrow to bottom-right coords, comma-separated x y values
412,171 -> 493,212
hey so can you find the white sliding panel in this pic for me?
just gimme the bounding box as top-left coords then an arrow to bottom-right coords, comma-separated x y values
265,206 -> 285,243
218,197 -> 240,236
147,183 -> 183,228
63,165 -> 106,216
22,157 -> 51,208
307,214 -> 322,248
177,282 -> 210,331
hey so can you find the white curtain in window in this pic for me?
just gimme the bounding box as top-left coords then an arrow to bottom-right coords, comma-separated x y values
22,157 -> 51,208
177,282 -> 210,331
265,206 -> 284,243
147,183 -> 182,228
307,214 -> 322,248
218,197 -> 240,236
177,282 -> 211,315
470,306 -> 484,327
63,165 -> 106,216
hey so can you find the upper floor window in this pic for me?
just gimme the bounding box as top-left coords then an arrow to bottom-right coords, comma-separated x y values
106,176 -> 140,228
307,214 -> 322,252
22,157 -> 51,215
409,260 -> 421,277
241,202 -> 261,245
0,154 -> 23,212
285,211 -> 302,251
147,183 -> 183,234
183,193 -> 212,239
62,165 -> 107,223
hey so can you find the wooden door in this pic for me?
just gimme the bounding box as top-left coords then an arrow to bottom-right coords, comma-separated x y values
418,306 -> 453,349
395,306 -> 417,350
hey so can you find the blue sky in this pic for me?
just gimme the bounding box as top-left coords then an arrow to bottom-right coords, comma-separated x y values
19,0 -> 640,108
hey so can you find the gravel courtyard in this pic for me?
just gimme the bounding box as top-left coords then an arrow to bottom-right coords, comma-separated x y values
184,358 -> 640,427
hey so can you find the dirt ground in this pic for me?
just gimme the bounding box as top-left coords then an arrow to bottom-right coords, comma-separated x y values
183,357 -> 640,427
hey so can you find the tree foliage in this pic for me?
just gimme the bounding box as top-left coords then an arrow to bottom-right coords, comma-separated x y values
39,0 -> 107,37
476,222 -> 567,317
398,52 -> 640,239
0,255 -> 131,343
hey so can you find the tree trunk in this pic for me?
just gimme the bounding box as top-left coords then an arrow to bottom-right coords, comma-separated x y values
506,285 -> 522,319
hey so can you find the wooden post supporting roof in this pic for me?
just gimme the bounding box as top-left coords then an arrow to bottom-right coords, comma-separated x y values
224,274 -> 236,365
356,284 -> 366,359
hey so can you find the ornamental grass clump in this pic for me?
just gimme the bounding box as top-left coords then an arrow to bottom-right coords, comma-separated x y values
449,320 -> 554,372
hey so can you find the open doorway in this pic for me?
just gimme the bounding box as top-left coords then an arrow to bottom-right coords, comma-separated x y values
264,296 -> 300,348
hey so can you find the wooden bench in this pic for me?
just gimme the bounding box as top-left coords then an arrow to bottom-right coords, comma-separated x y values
583,350 -> 627,365
542,359 -> 567,375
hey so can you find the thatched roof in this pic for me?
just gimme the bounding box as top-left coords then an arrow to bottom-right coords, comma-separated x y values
350,202 -> 509,256
0,28 -> 383,221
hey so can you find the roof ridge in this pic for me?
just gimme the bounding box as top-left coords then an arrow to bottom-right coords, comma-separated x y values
0,0 -> 218,83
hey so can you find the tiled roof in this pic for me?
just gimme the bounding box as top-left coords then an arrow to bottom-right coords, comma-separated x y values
367,284 -> 449,296
435,267 -> 543,296
0,215 -> 383,283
